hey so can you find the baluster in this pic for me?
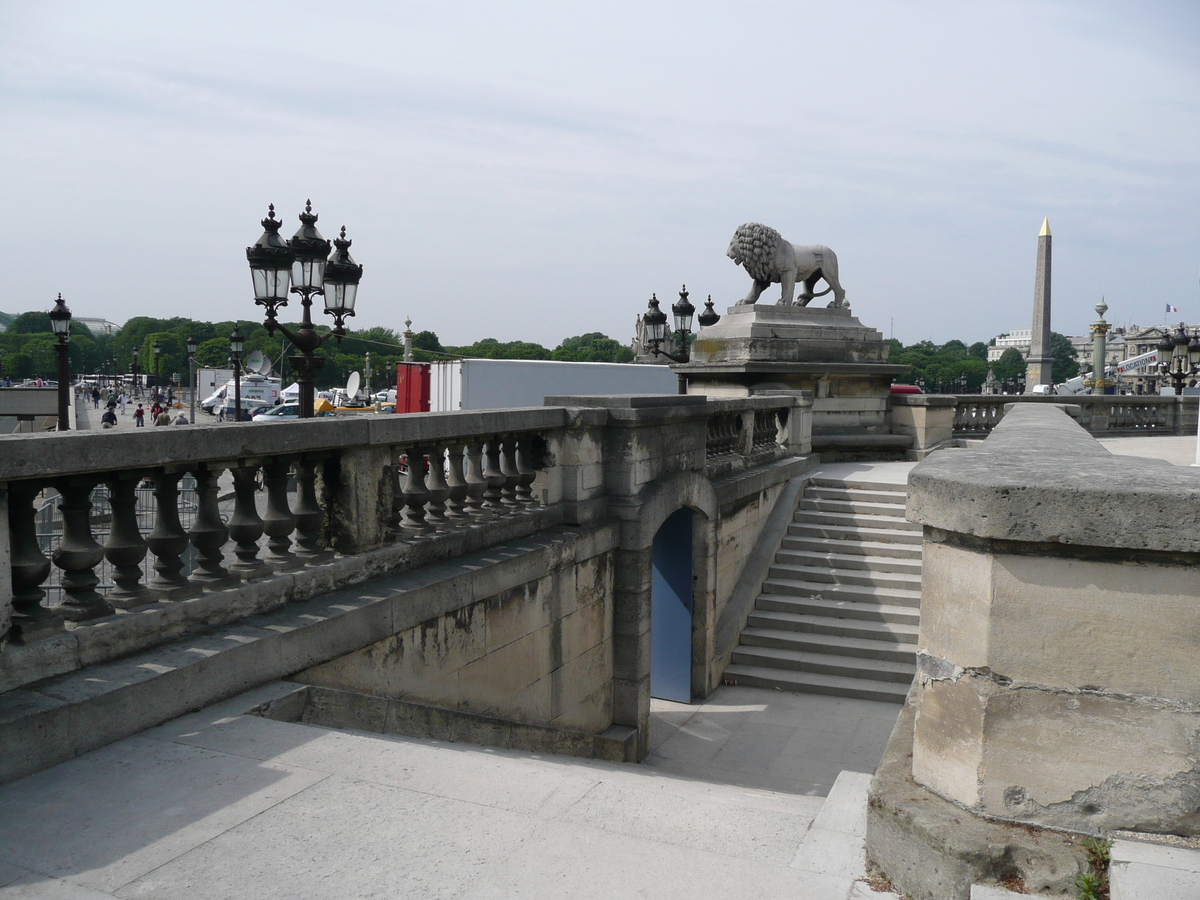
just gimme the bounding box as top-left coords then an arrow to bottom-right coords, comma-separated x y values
386,452 -> 407,539
53,479 -> 113,621
423,445 -> 450,529
463,441 -> 488,518
145,472 -> 193,597
188,467 -> 236,587
103,475 -> 151,608
402,447 -> 433,534
515,434 -> 537,505
293,458 -> 332,560
7,481 -> 62,641
227,466 -> 267,578
443,443 -> 471,520
482,439 -> 507,514
261,460 -> 300,569
499,437 -> 521,508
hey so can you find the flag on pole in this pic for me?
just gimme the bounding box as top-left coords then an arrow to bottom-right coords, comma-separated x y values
1166,303 -> 1179,313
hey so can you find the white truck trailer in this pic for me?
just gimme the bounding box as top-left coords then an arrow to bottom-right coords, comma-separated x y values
428,359 -> 678,412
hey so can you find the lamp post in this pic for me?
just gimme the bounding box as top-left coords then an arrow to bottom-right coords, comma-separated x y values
153,340 -> 163,402
1152,323 -> 1200,395
186,335 -> 198,424
49,293 -> 72,431
246,202 -> 362,418
641,286 -> 718,394
230,327 -> 244,423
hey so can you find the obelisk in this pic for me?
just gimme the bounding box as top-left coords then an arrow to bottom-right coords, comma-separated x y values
1025,218 -> 1053,390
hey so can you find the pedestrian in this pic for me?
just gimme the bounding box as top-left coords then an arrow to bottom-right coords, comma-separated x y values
154,410 -> 171,426
172,412 -> 189,425
217,404 -> 226,422
100,409 -> 118,429
134,404 -> 145,427
91,387 -> 100,409
118,393 -> 127,415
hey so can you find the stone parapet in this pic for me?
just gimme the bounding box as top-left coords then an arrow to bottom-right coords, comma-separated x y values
868,402 -> 1200,898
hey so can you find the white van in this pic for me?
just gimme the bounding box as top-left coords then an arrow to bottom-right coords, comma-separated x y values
203,374 -> 282,416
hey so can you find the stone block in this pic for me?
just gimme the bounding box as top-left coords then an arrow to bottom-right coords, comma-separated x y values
0,689 -> 71,783
301,684 -> 387,732
551,681 -> 612,734
551,641 -> 611,717
559,600 -> 606,665
484,582 -> 550,653
458,630 -> 542,716
911,675 -> 986,807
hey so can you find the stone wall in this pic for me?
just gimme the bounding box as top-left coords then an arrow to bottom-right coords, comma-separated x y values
295,543 -> 615,734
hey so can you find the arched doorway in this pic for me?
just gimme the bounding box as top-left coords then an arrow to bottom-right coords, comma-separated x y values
651,507 -> 694,702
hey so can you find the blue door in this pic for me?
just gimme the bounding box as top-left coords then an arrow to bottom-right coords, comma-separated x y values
651,507 -> 694,702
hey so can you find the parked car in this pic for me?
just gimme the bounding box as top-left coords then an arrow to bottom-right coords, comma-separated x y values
252,402 -> 300,422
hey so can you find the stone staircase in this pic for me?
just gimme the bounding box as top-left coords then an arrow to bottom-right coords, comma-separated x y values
724,474 -> 921,703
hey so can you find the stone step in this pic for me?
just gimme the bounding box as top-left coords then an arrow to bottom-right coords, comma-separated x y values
787,523 -> 924,546
757,592 -> 922,626
782,534 -> 923,559
809,477 -> 910,495
806,486 -> 908,506
747,609 -> 920,644
761,578 -> 922,609
793,509 -> 922,533
741,626 -> 916,663
798,498 -> 909,519
721,663 -> 911,704
731,644 -> 917,683
767,562 -> 922,592
775,547 -> 922,576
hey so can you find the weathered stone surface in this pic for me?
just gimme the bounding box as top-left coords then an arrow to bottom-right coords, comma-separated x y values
908,403 -> 1200,553
866,696 -> 1087,900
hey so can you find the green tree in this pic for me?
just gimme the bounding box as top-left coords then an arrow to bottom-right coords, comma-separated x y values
994,347 -> 1027,382
968,342 -> 988,360
1049,331 -> 1079,383
448,338 -> 552,360
552,333 -> 634,363
8,311 -> 52,334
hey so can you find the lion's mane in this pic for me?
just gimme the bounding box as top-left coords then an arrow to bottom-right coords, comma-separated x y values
727,222 -> 784,284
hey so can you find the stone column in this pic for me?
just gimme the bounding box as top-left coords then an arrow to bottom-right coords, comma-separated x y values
1025,218 -> 1054,390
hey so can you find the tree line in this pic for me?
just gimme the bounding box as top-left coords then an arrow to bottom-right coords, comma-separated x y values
1,309 -> 1078,392
0,312 -> 634,389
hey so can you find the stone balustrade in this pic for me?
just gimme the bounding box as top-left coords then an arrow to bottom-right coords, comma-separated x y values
890,393 -> 1198,461
950,393 -> 1197,437
0,395 -> 810,696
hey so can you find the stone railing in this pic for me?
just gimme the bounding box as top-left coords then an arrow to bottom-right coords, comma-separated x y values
0,395 -> 811,691
951,394 -> 1195,437
891,394 -> 1197,460
700,395 -> 810,478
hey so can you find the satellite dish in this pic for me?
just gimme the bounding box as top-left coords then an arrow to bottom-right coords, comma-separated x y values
345,371 -> 361,399
244,350 -> 270,375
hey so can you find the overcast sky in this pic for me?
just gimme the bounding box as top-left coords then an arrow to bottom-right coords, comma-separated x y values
2,1 -> 1197,348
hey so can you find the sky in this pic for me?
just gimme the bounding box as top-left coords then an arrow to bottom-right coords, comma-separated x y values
2,1 -> 1198,349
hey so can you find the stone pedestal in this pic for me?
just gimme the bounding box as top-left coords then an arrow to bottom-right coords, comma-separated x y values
679,304 -> 908,443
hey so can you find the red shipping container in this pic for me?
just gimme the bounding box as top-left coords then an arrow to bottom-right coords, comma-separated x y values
395,362 -> 430,413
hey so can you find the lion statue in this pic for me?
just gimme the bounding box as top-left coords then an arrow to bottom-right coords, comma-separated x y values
726,223 -> 847,308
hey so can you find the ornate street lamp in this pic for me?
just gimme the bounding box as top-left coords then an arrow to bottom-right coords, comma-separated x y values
247,201 -> 362,418
186,335 -> 198,424
153,340 -> 163,401
1154,322 -> 1200,394
230,327 -> 244,423
643,286 -> 719,365
49,293 -> 72,431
